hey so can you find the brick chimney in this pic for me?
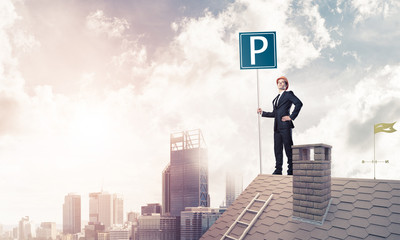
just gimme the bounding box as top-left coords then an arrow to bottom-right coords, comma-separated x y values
292,143 -> 332,224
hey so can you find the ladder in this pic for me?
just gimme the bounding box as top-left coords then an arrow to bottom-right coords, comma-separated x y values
221,193 -> 273,240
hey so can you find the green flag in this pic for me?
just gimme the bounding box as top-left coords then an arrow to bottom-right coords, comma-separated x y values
374,122 -> 397,134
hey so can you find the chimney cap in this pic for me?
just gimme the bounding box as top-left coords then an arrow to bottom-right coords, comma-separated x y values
292,143 -> 332,149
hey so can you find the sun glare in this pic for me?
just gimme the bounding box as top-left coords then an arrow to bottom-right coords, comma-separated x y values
68,109 -> 112,149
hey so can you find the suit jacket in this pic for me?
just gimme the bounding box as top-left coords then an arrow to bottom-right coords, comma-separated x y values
262,90 -> 303,131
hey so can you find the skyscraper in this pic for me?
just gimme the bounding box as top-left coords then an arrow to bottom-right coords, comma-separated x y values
109,228 -> 129,240
141,203 -> 162,216
36,222 -> 56,240
89,192 -> 101,223
19,216 -> 34,240
137,214 -> 179,240
180,207 -> 224,240
113,194 -> 123,225
162,129 -> 209,217
63,193 -> 81,234
162,165 -> 171,215
98,192 -> 113,230
225,170 -> 243,208
90,192 -> 123,229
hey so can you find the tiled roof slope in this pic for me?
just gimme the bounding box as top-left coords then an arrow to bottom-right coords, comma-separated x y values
201,174 -> 400,240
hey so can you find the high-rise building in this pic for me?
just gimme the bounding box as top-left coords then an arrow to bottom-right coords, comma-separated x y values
113,194 -> 123,225
141,203 -> 162,216
225,171 -> 243,208
84,222 -> 105,240
18,216 -> 34,240
97,232 -> 109,240
89,192 -> 101,223
36,222 -> 57,240
162,165 -> 171,216
98,192 -> 113,230
137,214 -> 179,240
63,193 -> 81,234
109,229 -> 129,240
162,129 -> 209,217
127,212 -> 139,222
180,207 -> 224,240
90,192 -> 122,228
13,227 -> 18,239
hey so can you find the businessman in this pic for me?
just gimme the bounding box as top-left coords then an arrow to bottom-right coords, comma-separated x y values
257,76 -> 303,175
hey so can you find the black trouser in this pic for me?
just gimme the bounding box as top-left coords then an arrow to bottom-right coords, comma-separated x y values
274,128 -> 293,172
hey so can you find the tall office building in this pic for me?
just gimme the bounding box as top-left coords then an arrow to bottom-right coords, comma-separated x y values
63,193 -> 81,234
89,192 -> 101,223
84,222 -> 105,240
109,229 -> 129,240
141,203 -> 162,216
137,214 -> 179,240
90,192 -> 123,228
36,222 -> 56,240
98,192 -> 113,230
97,232 -> 109,240
127,212 -> 139,222
113,194 -> 123,225
162,129 -> 209,217
162,165 -> 171,215
225,171 -> 243,207
180,207 -> 224,240
19,216 -> 34,240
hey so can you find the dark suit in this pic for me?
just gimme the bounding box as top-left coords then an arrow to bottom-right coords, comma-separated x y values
262,90 -> 303,174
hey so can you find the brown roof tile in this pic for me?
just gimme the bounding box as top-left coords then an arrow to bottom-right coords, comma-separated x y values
366,224 -> 391,238
388,234 -> 400,240
346,225 -> 368,239
389,204 -> 400,214
353,200 -> 372,210
369,206 -> 391,217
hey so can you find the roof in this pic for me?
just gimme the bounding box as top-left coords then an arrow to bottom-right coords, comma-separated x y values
201,174 -> 400,240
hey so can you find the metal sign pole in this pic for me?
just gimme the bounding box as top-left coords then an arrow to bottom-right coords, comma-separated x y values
257,69 -> 262,174
239,31 -> 277,175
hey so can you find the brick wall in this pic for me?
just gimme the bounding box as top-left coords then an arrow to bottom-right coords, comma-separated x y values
292,144 -> 332,222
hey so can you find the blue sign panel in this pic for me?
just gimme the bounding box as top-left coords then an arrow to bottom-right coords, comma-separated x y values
239,32 -> 277,69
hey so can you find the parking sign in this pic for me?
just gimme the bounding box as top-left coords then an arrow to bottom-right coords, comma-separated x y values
239,32 -> 277,69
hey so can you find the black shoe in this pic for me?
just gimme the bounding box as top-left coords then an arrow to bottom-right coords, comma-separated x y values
272,170 -> 282,175
287,171 -> 293,175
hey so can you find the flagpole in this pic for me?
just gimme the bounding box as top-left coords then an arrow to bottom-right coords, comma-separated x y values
374,127 -> 376,180
257,69 -> 262,174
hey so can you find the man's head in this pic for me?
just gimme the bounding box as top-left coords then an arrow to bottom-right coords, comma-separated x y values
276,76 -> 289,91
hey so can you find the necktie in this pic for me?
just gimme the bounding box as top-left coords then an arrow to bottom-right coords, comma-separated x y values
274,94 -> 280,108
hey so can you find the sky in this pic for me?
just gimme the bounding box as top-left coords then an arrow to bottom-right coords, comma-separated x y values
1,0 -> 400,227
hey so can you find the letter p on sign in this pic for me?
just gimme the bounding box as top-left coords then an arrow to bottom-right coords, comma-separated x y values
239,32 -> 276,69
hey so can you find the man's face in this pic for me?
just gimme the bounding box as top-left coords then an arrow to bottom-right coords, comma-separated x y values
277,79 -> 287,90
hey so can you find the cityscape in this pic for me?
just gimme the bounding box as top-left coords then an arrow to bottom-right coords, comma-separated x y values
0,129 -> 243,240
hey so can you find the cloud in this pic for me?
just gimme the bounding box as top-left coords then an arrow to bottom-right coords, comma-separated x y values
296,64 -> 400,178
352,0 -> 400,24
86,10 -> 130,38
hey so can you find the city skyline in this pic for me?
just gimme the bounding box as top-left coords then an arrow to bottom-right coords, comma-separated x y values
2,0 -> 400,226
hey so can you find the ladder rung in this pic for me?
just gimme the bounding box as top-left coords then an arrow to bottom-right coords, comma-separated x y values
246,209 -> 258,214
254,199 -> 266,202
224,235 -> 237,240
237,220 -> 249,226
